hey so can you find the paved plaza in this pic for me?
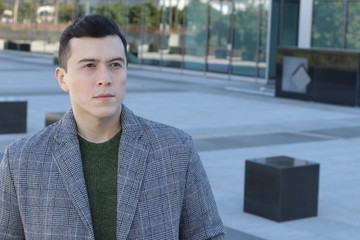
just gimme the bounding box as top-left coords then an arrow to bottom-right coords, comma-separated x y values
1,50 -> 360,239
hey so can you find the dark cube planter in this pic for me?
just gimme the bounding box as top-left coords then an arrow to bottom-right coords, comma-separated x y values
244,156 -> 320,222
0,101 -> 27,134
4,41 -> 31,52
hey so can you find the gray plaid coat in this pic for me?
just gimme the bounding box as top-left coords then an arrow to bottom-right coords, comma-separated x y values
0,105 -> 225,239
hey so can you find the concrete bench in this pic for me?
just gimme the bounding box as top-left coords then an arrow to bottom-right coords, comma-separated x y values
0,101 -> 27,134
244,155 -> 320,222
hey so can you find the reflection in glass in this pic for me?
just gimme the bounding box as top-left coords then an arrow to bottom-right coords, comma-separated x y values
253,156 -> 315,168
183,0 -> 208,71
280,0 -> 299,47
267,0 -> 299,79
312,0 -> 343,49
232,0 -> 268,77
139,1 -> 161,66
158,0 -> 184,68
346,1 -> 360,50
207,0 -> 232,73
1,0 -> 273,80
123,0 -> 141,64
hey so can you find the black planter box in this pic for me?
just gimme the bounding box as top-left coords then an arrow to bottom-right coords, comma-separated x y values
244,156 -> 320,222
0,101 -> 27,134
4,41 -> 31,52
276,47 -> 360,106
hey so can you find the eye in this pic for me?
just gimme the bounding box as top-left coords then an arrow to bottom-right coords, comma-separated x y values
110,62 -> 123,69
83,63 -> 96,69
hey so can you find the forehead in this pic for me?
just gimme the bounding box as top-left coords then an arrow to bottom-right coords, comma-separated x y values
68,35 -> 126,60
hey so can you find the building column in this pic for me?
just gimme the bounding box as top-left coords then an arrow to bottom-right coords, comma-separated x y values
298,1 -> 313,48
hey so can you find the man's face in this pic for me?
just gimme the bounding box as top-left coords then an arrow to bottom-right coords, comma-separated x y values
55,35 -> 127,122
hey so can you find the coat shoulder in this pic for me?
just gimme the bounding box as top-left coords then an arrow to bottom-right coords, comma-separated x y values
136,116 -> 193,146
6,122 -> 60,156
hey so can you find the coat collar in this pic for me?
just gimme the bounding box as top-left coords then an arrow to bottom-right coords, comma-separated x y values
52,105 -> 150,240
54,105 -> 147,144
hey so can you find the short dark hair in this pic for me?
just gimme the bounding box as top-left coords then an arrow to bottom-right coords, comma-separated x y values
58,14 -> 128,70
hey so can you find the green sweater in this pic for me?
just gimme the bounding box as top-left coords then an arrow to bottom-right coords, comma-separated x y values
78,131 -> 121,240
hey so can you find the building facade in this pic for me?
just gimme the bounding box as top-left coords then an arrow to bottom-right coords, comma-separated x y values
1,0 -> 359,83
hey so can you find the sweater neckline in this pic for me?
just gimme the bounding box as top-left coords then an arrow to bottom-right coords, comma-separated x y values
78,130 -> 121,147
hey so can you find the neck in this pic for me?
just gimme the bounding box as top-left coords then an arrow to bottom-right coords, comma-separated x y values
75,113 -> 121,144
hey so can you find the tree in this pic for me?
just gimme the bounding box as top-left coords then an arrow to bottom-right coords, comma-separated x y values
13,0 -> 19,23
92,1 -> 123,25
162,6 -> 184,29
59,3 -> 84,23
345,1 -> 360,50
183,0 -> 208,53
93,3 -> 111,18
232,3 -> 267,61
0,1 -> 6,17
127,2 -> 160,28
128,4 -> 142,25
0,1 -> 12,19
59,4 -> 73,23
312,1 -> 343,49
110,1 -> 124,25
18,1 -> 38,23
184,0 -> 207,30
144,1 -> 160,28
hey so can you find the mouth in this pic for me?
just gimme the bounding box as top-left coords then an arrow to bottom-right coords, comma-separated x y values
94,94 -> 115,100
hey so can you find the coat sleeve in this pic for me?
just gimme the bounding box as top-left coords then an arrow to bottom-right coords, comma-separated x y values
0,148 -> 25,240
179,138 -> 226,240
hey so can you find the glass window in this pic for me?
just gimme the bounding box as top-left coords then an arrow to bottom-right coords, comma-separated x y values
1,0 -> 86,54
280,0 -> 299,47
231,0 -> 268,77
312,0 -> 344,49
1,0 -> 274,80
183,0 -> 208,71
207,0 -> 232,73
268,0 -> 299,79
346,0 -> 360,50
159,0 -> 185,68
122,1 -> 161,66
122,0 -> 141,64
140,1 -> 161,66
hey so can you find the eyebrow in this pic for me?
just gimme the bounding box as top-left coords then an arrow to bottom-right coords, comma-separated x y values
108,57 -> 126,64
77,57 -> 126,64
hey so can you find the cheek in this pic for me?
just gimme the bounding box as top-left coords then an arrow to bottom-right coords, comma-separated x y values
67,81 -> 80,94
67,79 -> 90,100
120,73 -> 127,85
115,77 -> 126,100
114,74 -> 127,87
120,78 -> 126,88
67,74 -> 91,91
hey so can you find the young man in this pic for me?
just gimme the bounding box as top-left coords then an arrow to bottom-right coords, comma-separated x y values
0,15 -> 225,239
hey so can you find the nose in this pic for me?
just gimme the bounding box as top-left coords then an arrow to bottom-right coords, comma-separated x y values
97,67 -> 112,86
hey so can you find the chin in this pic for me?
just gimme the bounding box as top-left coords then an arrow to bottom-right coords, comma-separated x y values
95,107 -> 121,120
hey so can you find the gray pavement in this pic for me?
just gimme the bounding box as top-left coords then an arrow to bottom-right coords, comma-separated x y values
1,49 -> 360,239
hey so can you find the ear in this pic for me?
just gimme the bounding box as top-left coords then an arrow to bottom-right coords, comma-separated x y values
55,67 -> 69,92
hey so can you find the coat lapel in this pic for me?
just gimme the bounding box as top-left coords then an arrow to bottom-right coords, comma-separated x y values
52,110 -> 94,239
116,106 -> 150,240
51,106 -> 150,240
